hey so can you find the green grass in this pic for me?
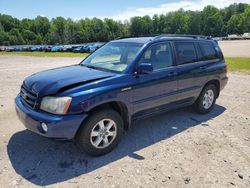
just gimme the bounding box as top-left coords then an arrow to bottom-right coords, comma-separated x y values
225,57 -> 250,73
0,51 -> 89,57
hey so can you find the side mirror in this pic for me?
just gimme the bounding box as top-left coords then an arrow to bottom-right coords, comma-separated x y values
136,63 -> 153,74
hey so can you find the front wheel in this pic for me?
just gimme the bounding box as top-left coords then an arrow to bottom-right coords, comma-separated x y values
76,109 -> 123,156
193,84 -> 217,114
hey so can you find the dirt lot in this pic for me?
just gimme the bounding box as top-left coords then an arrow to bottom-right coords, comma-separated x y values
219,40 -> 250,57
0,55 -> 249,188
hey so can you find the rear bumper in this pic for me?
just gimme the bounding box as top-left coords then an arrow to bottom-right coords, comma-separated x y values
15,95 -> 87,140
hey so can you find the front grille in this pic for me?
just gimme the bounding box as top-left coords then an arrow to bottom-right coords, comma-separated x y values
20,85 -> 38,108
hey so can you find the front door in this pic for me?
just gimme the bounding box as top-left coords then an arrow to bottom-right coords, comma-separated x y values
132,42 -> 178,116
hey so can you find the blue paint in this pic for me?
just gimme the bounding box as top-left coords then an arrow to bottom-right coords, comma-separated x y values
15,36 -> 228,139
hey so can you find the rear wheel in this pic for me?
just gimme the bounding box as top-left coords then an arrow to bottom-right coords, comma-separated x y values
76,109 -> 123,156
193,84 -> 217,114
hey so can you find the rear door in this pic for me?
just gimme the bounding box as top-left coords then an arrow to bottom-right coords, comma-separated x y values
174,41 -> 209,103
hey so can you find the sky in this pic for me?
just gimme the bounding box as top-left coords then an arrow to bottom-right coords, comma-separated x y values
0,0 -> 250,20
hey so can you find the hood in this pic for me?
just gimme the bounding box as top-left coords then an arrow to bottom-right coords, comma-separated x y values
23,65 -> 114,96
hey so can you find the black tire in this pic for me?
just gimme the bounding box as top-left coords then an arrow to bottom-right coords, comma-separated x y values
193,84 -> 218,114
76,109 -> 123,156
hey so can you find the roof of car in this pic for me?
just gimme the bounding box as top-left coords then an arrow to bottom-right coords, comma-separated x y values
112,35 -> 213,44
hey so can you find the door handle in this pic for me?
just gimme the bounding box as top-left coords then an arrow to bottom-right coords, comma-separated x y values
167,72 -> 177,76
200,65 -> 207,69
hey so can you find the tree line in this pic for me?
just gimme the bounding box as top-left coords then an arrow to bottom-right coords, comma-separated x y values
0,3 -> 249,45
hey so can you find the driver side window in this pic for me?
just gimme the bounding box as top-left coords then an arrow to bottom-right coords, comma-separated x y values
139,42 -> 173,71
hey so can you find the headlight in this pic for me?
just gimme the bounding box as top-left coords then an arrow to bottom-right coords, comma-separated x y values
40,96 -> 72,114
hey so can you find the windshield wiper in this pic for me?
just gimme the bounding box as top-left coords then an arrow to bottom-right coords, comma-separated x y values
81,64 -> 111,72
82,64 -> 96,69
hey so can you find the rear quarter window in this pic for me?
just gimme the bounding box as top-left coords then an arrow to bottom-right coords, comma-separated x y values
174,42 -> 198,65
199,42 -> 218,60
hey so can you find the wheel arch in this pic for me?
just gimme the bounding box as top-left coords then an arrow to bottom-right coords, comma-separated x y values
83,101 -> 130,130
204,79 -> 220,98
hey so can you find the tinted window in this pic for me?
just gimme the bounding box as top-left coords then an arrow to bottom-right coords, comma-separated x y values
199,42 -> 218,60
174,42 -> 197,65
139,42 -> 173,70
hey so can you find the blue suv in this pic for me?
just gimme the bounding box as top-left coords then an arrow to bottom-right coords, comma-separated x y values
15,35 -> 228,156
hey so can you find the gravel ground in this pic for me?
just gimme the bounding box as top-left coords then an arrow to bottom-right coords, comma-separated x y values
0,55 -> 249,188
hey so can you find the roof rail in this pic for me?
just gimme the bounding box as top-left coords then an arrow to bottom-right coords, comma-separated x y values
115,34 -> 158,40
154,34 -> 212,40
114,34 -> 212,41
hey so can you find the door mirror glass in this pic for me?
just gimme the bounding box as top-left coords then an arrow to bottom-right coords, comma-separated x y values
137,63 -> 153,74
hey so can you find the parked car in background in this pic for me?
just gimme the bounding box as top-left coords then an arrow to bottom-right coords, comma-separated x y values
15,34 -> 228,156
88,44 -> 98,52
212,37 -> 222,41
73,45 -> 87,53
14,47 -> 22,51
1,43 -> 106,53
21,46 -> 32,52
44,46 -> 52,52
31,46 -> 41,52
51,45 -> 63,52
5,47 -> 15,52
227,34 -> 243,40
76,44 -> 99,53
242,33 -> 250,39
62,45 -> 73,52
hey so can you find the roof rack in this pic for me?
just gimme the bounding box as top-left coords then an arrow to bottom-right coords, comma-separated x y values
154,34 -> 212,40
115,34 -> 212,41
115,34 -> 158,40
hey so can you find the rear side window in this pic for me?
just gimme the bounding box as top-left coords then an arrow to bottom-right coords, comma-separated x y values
174,42 -> 197,65
199,42 -> 218,60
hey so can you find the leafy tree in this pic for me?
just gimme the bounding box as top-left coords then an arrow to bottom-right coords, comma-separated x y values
164,9 -> 189,34
187,11 -> 202,35
227,14 -> 243,34
50,17 -> 67,44
65,18 -> 81,44
130,16 -> 152,35
0,32 -> 10,45
0,14 -> 20,32
33,16 -> 50,37
240,7 -> 250,33
201,6 -> 224,36
90,18 -> 110,41
21,18 -> 33,30
0,3 -> 249,45
22,29 -> 37,44
104,18 -> 119,40
221,3 -> 249,22
35,34 -> 43,44
9,28 -> 24,44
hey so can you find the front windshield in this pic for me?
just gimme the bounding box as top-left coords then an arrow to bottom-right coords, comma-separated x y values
81,42 -> 143,73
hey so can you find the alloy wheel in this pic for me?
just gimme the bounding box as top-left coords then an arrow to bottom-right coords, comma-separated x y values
90,119 -> 117,149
